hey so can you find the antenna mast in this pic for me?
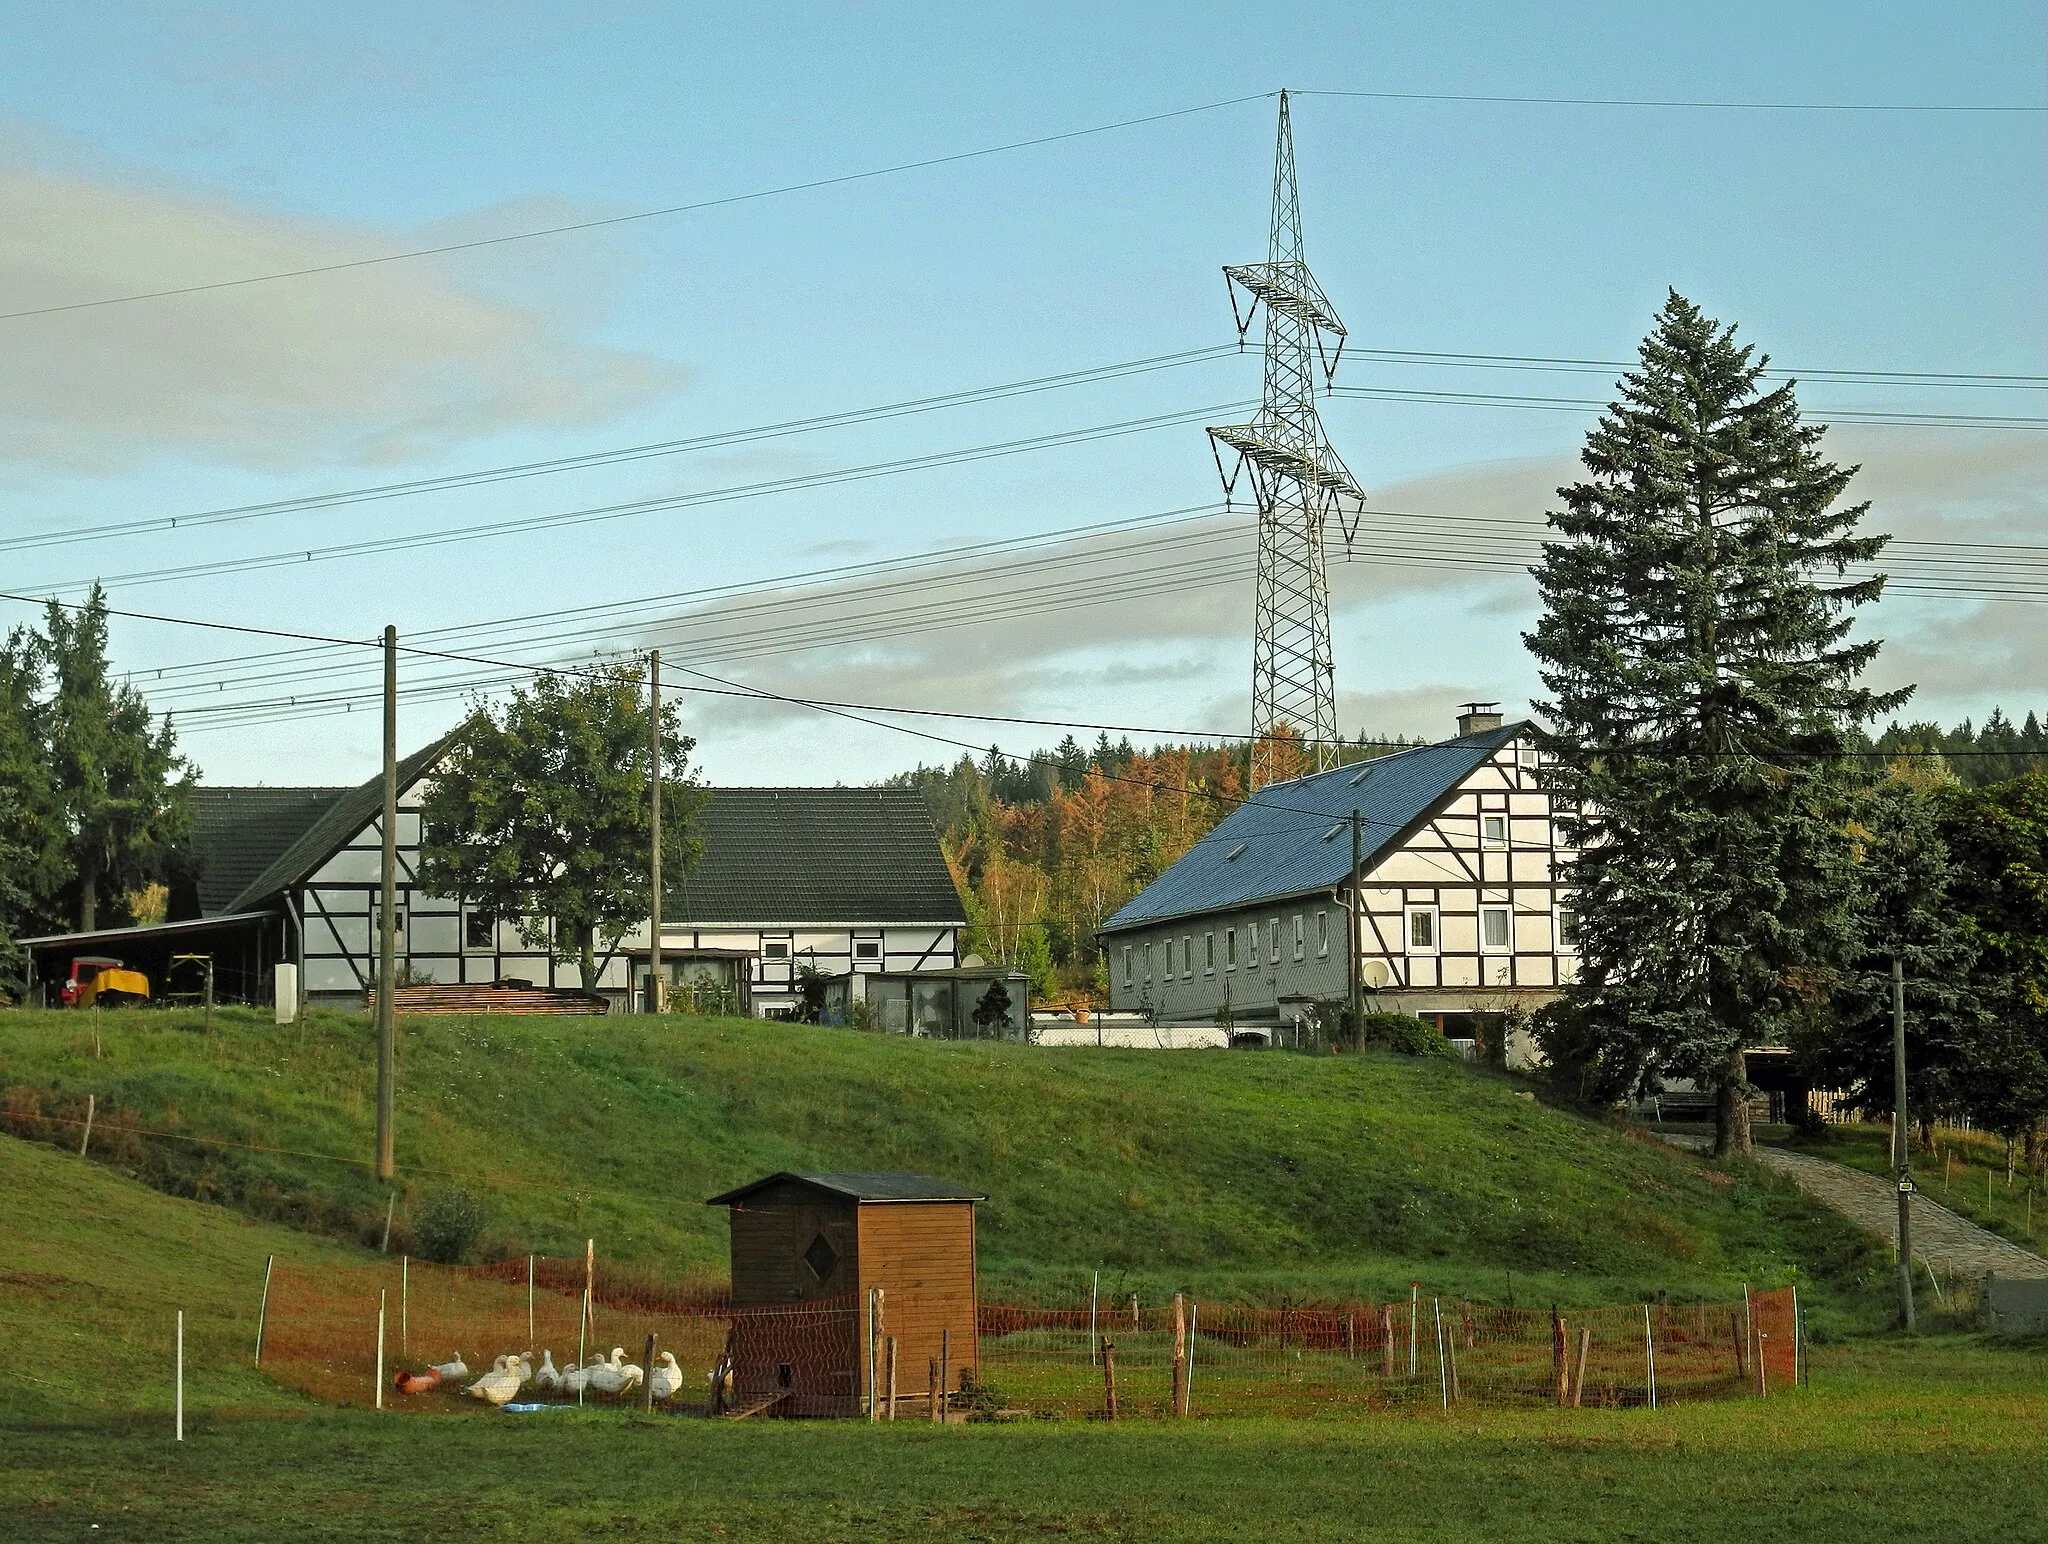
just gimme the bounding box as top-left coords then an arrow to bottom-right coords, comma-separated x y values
1209,90 -> 1364,789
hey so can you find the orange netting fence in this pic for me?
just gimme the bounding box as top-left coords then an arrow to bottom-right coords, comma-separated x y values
257,1256 -> 1800,1418
975,1288 -> 1799,1417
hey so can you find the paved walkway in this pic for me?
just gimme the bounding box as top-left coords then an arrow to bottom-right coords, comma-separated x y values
1659,1134 -> 2048,1280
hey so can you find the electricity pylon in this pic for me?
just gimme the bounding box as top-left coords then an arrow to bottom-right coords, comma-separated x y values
1209,89 -> 1364,789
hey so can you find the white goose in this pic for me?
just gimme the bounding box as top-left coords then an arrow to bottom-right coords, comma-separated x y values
467,1354 -> 525,1405
534,1350 -> 561,1391
431,1354 -> 468,1380
648,1351 -> 685,1401
560,1358 -> 593,1395
587,1347 -> 640,1395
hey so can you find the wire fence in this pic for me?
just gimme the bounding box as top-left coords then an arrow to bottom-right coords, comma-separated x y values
972,1288 -> 1797,1417
257,1255 -> 1801,1419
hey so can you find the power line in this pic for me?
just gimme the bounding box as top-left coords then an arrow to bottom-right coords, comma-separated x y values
0,94 -> 1278,323
1295,88 -> 2047,113
9,346 -> 1243,556
25,402 -> 1257,596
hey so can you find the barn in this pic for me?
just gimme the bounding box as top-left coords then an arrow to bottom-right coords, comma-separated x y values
706,1170 -> 983,1417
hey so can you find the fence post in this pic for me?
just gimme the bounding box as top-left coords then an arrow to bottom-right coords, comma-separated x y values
576,1287 -> 590,1406
1552,1311 -> 1569,1407
1186,1303 -> 1199,1413
1089,1271 -> 1099,1366
886,1336 -> 898,1421
253,1254 -> 274,1368
940,1327 -> 951,1418
1171,1294 -> 1188,1416
1572,1328 -> 1589,1408
1380,1303 -> 1395,1379
1408,1283 -> 1419,1377
401,1256 -> 409,1359
1461,1296 -> 1474,1351
1130,1293 -> 1139,1331
79,1094 -> 95,1157
376,1289 -> 387,1411
527,1255 -> 535,1347
1101,1337 -> 1118,1421
1432,1298 -> 1448,1410
1445,1310 -> 1460,1403
928,1358 -> 940,1423
175,1309 -> 184,1442
640,1333 -> 657,1412
1346,1313 -> 1355,1361
1642,1303 -> 1657,1411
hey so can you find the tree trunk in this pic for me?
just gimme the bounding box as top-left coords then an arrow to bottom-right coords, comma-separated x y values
1713,1042 -> 1752,1158
575,923 -> 598,991
79,845 -> 98,932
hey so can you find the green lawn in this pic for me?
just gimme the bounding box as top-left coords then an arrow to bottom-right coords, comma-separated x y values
5,1340 -> 2040,1543
1776,1123 -> 2046,1259
1,1007 -> 1893,1317
3,1056 -> 2041,1542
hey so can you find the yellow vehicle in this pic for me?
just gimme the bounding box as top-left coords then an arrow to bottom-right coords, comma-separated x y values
62,955 -> 150,1008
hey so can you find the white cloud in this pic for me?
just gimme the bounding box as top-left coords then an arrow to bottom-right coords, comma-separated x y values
0,159 -> 680,476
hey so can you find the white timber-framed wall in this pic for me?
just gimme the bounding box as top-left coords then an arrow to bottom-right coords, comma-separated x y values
1102,721 -> 1578,1057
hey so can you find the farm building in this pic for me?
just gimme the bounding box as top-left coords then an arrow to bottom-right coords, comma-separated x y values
1098,706 -> 1580,1060
19,739 -> 967,1017
707,1170 -> 983,1418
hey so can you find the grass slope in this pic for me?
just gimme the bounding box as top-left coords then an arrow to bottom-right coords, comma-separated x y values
2,1007 -> 1884,1313
3,1057 -> 2040,1542
0,1135 -> 364,1423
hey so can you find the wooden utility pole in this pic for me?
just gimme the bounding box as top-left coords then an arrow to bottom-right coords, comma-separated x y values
1348,809 -> 1365,1047
1891,958 -> 1915,1330
648,649 -> 664,1015
375,624 -> 397,1183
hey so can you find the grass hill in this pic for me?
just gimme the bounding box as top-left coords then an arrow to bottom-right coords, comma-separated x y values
0,1006 -> 1885,1318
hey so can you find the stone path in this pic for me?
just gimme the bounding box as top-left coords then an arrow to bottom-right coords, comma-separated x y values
1659,1133 -> 2048,1280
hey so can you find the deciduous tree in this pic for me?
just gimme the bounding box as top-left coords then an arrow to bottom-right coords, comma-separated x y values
418,665 -> 703,991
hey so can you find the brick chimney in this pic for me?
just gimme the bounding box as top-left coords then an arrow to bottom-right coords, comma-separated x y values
1456,701 -> 1503,737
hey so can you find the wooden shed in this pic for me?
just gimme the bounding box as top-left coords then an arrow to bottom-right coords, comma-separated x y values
705,1170 -> 983,1416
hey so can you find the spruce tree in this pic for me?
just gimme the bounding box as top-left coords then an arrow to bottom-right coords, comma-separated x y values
1527,292 -> 1904,1155
1800,775 -> 1983,1127
40,588 -> 192,932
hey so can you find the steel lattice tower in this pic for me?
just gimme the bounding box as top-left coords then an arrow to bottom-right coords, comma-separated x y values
1209,90 -> 1364,789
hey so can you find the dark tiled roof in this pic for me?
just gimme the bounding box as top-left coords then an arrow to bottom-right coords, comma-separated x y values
1100,723 -> 1525,932
667,787 -> 965,926
224,733 -> 457,913
705,1170 -> 986,1206
189,787 -> 348,915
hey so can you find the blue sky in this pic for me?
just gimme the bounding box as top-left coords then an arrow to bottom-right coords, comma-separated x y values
3,3 -> 2043,786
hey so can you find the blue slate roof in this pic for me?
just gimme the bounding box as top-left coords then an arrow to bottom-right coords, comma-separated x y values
1100,723 -> 1525,932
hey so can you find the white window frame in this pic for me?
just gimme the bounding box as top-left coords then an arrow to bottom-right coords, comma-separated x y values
1268,917 -> 1280,963
1225,928 -> 1237,970
1405,905 -> 1440,955
1556,905 -> 1579,951
1315,910 -> 1329,958
1292,914 -> 1305,962
1204,933 -> 1216,974
462,907 -> 496,953
1182,935 -> 1195,979
1121,945 -> 1133,987
853,938 -> 881,962
1481,814 -> 1508,849
1480,905 -> 1514,952
761,939 -> 791,962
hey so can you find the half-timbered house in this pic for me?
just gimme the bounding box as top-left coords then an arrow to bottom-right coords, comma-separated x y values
1098,706 -> 1576,1061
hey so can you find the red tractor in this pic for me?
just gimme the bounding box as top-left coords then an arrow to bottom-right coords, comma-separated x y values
59,956 -> 151,1008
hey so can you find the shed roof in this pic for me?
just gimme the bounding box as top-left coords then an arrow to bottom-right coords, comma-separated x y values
1100,723 -> 1526,932
705,1170 -> 986,1206
189,786 -> 350,915
666,787 -> 966,927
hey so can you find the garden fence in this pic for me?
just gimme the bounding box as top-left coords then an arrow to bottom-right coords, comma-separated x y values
257,1255 -> 1799,1418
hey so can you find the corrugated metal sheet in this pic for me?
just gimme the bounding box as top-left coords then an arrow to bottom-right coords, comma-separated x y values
1100,723 -> 1523,931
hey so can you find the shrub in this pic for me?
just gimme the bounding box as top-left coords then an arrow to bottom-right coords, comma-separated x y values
412,1189 -> 487,1264
1360,1012 -> 1456,1059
